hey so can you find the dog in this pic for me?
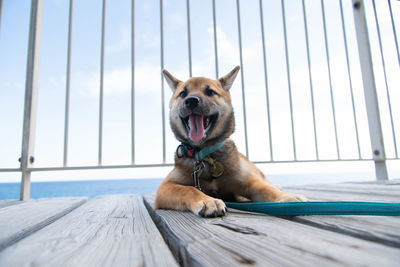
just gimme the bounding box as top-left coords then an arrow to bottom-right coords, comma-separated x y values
155,66 -> 306,217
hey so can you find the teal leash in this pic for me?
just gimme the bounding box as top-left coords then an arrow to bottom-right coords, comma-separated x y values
177,142 -> 400,216
225,201 -> 400,216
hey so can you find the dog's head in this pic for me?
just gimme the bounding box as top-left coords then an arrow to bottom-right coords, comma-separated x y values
163,66 -> 240,148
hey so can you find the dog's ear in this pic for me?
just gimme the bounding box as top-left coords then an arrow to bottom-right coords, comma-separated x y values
218,66 -> 240,91
162,69 -> 182,92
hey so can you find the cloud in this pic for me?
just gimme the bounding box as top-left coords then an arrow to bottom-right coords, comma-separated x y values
104,68 -> 131,93
72,63 -> 165,97
65,24 -> 397,162
48,75 -> 66,89
208,26 -> 240,69
106,26 -> 131,54
3,81 -> 24,90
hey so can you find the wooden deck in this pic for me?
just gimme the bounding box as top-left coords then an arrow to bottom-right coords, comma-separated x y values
0,180 -> 399,266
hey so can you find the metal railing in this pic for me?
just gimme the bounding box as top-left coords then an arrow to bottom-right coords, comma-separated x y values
0,0 -> 399,200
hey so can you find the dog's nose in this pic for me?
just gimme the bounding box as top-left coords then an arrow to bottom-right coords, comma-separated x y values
184,96 -> 200,109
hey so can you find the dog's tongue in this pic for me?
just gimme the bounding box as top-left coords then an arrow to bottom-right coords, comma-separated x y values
188,114 -> 205,142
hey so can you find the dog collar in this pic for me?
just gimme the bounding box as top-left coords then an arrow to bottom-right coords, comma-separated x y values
176,141 -> 226,161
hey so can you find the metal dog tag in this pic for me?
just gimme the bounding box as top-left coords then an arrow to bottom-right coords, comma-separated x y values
203,157 -> 224,178
211,161 -> 224,177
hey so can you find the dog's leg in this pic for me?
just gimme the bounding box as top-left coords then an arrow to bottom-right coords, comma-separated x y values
236,158 -> 307,202
244,173 -> 307,202
155,177 -> 226,217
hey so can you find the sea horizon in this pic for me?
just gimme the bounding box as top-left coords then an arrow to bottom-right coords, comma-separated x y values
0,173 -> 380,201
0,178 -> 163,200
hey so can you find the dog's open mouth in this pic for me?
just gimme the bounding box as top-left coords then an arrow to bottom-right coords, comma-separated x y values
181,114 -> 218,142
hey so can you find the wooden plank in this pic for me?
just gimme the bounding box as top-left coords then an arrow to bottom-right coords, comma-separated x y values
0,200 -> 20,209
382,179 -> 400,185
282,184 -> 400,248
341,182 -> 400,192
144,194 -> 400,267
0,195 -> 178,267
347,179 -> 400,185
0,197 -> 87,251
283,188 -> 400,202
344,179 -> 400,186
285,183 -> 400,197
292,215 -> 400,248
285,181 -> 400,193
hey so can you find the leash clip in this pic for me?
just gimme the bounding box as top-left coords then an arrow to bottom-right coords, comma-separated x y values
192,160 -> 205,191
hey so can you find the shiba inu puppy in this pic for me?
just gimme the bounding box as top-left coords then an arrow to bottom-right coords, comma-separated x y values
155,66 -> 306,217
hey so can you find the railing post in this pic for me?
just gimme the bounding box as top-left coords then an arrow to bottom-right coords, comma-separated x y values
0,0 -> 3,33
20,0 -> 43,200
352,0 -> 388,181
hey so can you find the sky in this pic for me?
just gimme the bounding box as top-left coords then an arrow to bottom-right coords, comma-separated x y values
0,0 -> 399,184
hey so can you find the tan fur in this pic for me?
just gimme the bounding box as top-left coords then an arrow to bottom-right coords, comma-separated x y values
155,66 -> 306,217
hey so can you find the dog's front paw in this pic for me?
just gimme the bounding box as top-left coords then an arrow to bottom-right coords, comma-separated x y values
192,197 -> 227,218
276,192 -> 307,202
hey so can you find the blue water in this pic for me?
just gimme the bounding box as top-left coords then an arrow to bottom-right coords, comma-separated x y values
0,173 -> 374,200
0,179 -> 163,200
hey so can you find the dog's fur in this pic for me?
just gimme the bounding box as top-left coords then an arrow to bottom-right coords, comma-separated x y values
155,66 -> 306,217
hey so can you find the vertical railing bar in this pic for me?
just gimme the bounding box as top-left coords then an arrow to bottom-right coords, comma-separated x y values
387,0 -> 400,67
352,0 -> 387,180
236,0 -> 249,158
131,0 -> 135,164
339,0 -> 361,159
388,0 -> 400,158
281,0 -> 297,161
186,0 -> 192,77
63,0 -> 73,167
372,0 -> 398,158
160,0 -> 166,163
98,0 -> 106,166
0,0 -> 3,34
212,0 -> 219,79
259,0 -> 273,161
20,0 -> 43,200
301,0 -> 319,160
320,0 -> 340,160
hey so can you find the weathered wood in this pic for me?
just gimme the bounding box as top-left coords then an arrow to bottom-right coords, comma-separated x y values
282,183 -> 400,248
344,179 -> 400,186
283,179 -> 400,202
339,179 -> 400,186
144,194 -> 400,267
379,179 -> 400,185
292,215 -> 400,248
283,188 -> 400,202
0,197 -> 87,251
0,195 -> 178,267
285,183 -> 400,198
0,200 -> 20,209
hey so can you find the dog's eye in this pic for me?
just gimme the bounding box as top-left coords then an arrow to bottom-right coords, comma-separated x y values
178,89 -> 188,98
205,87 -> 217,97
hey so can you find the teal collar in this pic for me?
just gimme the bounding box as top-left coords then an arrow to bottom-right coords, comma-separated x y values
177,141 -> 226,161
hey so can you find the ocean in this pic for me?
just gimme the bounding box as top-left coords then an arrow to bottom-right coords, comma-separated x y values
0,178 -> 163,200
0,173 -> 374,200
